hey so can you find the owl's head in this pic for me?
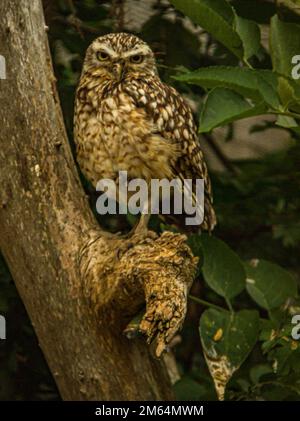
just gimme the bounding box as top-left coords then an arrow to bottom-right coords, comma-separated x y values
82,33 -> 157,81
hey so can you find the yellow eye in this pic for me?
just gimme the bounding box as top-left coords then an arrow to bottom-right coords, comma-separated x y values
97,51 -> 109,61
130,54 -> 144,64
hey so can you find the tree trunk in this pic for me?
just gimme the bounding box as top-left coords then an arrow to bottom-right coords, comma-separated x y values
0,0 -> 196,400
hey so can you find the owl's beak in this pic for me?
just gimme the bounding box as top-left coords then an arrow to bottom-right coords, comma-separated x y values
112,62 -> 125,81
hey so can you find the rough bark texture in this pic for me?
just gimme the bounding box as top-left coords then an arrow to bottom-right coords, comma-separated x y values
0,0 -> 197,400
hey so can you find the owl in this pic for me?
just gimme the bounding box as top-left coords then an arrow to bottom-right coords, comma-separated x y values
74,33 -> 216,235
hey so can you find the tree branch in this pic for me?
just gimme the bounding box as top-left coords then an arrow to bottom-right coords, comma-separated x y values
0,0 -> 197,400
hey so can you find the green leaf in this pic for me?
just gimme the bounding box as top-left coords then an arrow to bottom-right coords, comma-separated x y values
174,376 -> 207,400
278,76 -> 296,109
245,259 -> 298,310
267,344 -> 296,376
200,309 -> 260,400
234,15 -> 261,60
278,76 -> 300,113
200,234 -> 246,300
199,87 -> 266,132
276,115 -> 299,128
170,0 -> 244,58
174,66 -> 259,98
270,15 -> 300,81
250,364 -> 273,384
256,72 -> 282,109
174,66 -> 280,108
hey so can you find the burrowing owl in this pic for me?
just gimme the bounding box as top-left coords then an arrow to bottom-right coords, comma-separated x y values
74,33 -> 216,234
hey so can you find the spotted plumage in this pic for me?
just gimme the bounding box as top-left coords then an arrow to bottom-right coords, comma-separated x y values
74,32 -> 216,232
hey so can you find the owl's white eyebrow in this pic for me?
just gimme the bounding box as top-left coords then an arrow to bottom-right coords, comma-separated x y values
122,46 -> 150,58
94,45 -> 118,58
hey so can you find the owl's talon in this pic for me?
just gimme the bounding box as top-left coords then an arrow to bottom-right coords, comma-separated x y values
115,242 -> 134,260
131,228 -> 158,242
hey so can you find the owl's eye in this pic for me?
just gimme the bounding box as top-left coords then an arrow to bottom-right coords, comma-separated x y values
97,51 -> 109,61
130,54 -> 144,64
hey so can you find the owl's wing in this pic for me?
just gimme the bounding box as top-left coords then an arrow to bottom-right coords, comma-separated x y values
124,77 -> 216,232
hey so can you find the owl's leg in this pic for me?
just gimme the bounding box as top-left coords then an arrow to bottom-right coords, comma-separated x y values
115,213 -> 153,260
134,212 -> 151,236
130,189 -> 157,240
133,186 -> 153,237
118,184 -> 156,241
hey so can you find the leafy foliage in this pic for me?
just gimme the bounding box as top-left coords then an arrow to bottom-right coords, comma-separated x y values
245,259 -> 298,310
199,87 -> 266,132
199,234 -> 246,300
200,309 -> 260,400
171,0 -> 244,59
169,0 -> 300,400
171,0 -> 300,132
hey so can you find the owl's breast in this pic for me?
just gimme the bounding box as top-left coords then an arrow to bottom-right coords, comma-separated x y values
98,94 -> 170,178
75,91 -> 177,187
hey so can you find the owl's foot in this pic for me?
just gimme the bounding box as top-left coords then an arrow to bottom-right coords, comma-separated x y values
131,213 -> 157,242
131,227 -> 158,242
115,241 -> 134,260
121,226 -> 157,243
117,213 -> 157,241
114,214 -> 157,260
114,230 -> 157,261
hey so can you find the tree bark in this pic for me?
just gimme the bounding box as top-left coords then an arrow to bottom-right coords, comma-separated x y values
0,0 -> 197,400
